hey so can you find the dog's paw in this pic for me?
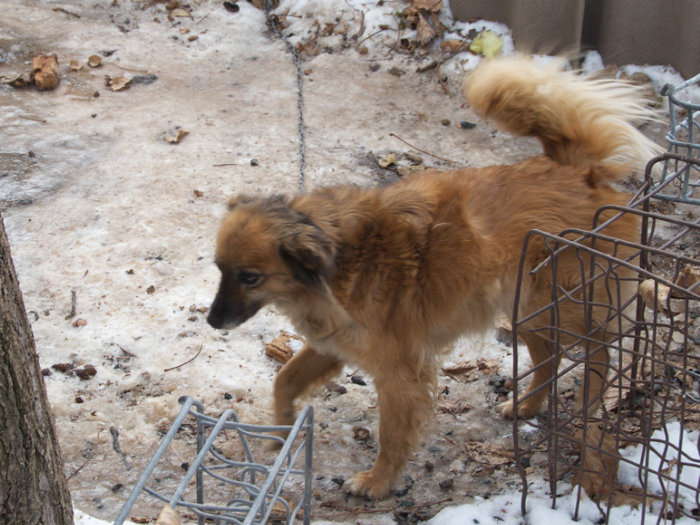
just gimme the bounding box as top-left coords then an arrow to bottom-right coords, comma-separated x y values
496,399 -> 540,420
342,471 -> 391,499
496,399 -> 516,419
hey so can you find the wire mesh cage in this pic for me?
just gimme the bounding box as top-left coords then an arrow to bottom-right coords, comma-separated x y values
114,396 -> 314,525
511,155 -> 700,523
655,74 -> 700,204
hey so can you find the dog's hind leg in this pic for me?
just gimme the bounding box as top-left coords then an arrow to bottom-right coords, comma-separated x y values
497,331 -> 560,419
266,344 -> 343,451
343,362 -> 434,499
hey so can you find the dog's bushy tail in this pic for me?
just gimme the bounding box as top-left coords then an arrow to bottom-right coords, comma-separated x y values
464,57 -> 664,178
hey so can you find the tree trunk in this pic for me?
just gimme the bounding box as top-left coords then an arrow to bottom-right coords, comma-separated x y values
0,212 -> 73,524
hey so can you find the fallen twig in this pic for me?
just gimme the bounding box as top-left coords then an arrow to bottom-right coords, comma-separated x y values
65,290 -> 77,320
18,115 -> 47,124
357,28 -> 390,47
105,62 -> 149,74
416,43 -> 468,73
436,62 -> 449,95
196,10 -> 212,25
53,7 -> 80,18
116,344 -> 137,358
389,133 -> 461,166
213,163 -> 237,167
165,345 -> 203,372
67,436 -> 99,482
111,426 -> 131,471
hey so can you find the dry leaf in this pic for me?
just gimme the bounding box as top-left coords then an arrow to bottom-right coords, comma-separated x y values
170,8 -> 192,18
31,54 -> 60,90
441,361 -> 478,382
465,441 -> 514,466
165,128 -> 189,144
440,39 -> 465,53
416,13 -> 436,47
69,59 -> 83,71
265,331 -> 305,364
674,265 -> 700,296
179,27 -> 191,34
477,358 -> 500,375
411,0 -> 443,11
88,54 -> 102,67
469,30 -> 503,59
2,73 -> 30,88
104,75 -> 131,91
438,401 -> 474,415
155,505 -> 180,525
639,279 -> 674,317
378,153 -> 397,169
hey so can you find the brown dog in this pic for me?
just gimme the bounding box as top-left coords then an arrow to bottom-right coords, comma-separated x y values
207,57 -> 661,498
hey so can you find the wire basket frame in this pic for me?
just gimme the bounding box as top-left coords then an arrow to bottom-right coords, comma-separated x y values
511,155 -> 700,523
114,396 -> 314,525
654,74 -> 700,204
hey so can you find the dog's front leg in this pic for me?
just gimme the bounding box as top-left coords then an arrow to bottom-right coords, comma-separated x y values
343,368 -> 432,499
266,343 -> 343,451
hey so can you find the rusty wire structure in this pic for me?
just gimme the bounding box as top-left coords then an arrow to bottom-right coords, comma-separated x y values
511,154 -> 700,523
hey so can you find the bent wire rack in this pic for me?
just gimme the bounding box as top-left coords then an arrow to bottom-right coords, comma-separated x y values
114,396 -> 313,525
511,155 -> 700,524
655,73 -> 700,204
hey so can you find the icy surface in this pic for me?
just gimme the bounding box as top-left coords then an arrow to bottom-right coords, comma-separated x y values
1,0 -> 695,524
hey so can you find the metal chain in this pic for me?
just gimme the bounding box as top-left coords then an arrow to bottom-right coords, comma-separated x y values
264,1 -> 306,193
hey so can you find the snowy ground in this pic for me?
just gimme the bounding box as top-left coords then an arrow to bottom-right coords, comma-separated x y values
1,0 -> 698,524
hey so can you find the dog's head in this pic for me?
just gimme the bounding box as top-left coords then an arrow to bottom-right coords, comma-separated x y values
207,195 -> 335,330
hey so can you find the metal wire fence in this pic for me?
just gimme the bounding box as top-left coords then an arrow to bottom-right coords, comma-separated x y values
114,396 -> 313,525
511,155 -> 700,524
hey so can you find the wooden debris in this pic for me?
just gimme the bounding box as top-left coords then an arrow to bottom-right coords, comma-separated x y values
265,331 -> 305,364
31,55 -> 60,90
155,505 -> 180,525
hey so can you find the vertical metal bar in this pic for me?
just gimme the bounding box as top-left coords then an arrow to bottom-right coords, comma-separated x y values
302,408 -> 314,525
114,396 -> 199,525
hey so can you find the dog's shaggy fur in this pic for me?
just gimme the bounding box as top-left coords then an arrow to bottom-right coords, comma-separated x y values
207,57 -> 662,498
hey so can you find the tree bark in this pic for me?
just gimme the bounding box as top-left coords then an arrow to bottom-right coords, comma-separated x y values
0,212 -> 73,524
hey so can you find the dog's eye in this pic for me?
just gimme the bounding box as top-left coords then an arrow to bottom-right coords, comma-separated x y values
238,272 -> 261,286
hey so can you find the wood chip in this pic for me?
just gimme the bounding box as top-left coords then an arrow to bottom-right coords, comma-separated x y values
31,55 -> 60,90
265,331 -> 305,364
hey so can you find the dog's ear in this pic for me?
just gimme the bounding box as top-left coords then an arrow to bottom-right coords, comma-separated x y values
277,213 -> 335,288
226,194 -> 258,211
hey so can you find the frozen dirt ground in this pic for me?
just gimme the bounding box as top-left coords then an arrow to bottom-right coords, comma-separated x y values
0,0 -> 676,523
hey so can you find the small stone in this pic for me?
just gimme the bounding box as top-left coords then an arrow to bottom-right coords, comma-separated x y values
250,158 -> 259,166
111,483 -> 123,492
441,119 -> 451,126
224,392 -> 233,400
439,478 -> 454,490
388,66 -> 405,77
424,460 -> 434,471
126,269 -> 134,275
181,462 -> 190,471
75,396 -> 84,403
326,381 -> 347,394
188,316 -> 197,322
369,63 -> 380,72
351,375 -> 367,386
331,477 -> 345,486
459,121 -> 477,129
193,189 -> 204,197
41,368 -> 52,376
72,318 -> 88,328
146,285 -> 156,294
75,365 -> 97,380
